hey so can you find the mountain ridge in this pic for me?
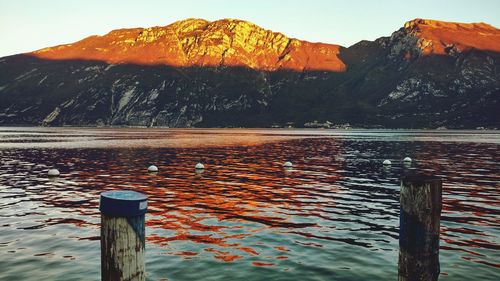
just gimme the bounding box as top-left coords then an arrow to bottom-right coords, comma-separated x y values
29,18 -> 346,72
26,17 -> 500,66
0,18 -> 499,128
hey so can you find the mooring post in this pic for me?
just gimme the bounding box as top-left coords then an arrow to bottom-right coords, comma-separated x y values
398,175 -> 442,281
99,190 -> 148,281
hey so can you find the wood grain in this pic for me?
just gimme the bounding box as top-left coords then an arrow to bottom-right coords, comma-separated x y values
398,176 -> 442,281
101,215 -> 145,281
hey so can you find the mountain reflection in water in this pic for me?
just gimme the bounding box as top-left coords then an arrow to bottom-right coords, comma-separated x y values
0,128 -> 498,281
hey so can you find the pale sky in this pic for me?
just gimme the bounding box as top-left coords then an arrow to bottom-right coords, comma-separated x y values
0,0 -> 499,57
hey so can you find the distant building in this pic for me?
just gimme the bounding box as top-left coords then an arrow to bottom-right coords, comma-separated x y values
304,120 -> 333,129
333,123 -> 351,129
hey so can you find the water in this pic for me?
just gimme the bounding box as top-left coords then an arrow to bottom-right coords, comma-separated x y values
0,128 -> 498,280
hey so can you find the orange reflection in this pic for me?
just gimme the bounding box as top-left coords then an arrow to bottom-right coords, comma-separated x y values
3,131 -> 499,271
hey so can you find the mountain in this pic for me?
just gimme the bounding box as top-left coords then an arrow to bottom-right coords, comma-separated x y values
0,18 -> 498,128
339,19 -> 500,128
30,18 -> 345,72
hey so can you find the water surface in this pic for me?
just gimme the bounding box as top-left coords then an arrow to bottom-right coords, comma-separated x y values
0,128 -> 498,280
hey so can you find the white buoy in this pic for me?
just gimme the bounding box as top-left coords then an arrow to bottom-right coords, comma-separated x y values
283,161 -> 293,168
403,157 -> 412,163
195,163 -> 205,170
148,165 -> 158,173
48,169 -> 60,177
383,160 -> 392,165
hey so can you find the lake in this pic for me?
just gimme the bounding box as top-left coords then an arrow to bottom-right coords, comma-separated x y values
0,128 -> 498,280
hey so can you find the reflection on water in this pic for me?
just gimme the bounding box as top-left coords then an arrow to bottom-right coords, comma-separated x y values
0,128 -> 498,281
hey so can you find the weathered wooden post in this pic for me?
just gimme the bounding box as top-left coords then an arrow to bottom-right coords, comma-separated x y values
100,190 -> 148,281
398,175 -> 442,281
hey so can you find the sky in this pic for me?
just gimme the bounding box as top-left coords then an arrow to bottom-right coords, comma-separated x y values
0,0 -> 499,57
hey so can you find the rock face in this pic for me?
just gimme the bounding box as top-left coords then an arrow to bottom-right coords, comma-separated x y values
31,18 -> 345,72
0,18 -> 498,128
347,18 -> 500,128
402,19 -> 500,55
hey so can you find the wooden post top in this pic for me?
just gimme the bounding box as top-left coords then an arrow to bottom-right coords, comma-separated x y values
99,190 -> 148,217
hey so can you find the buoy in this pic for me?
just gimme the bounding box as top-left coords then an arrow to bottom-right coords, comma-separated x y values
403,157 -> 412,162
48,169 -> 60,177
383,160 -> 392,165
283,161 -> 293,168
148,165 -> 158,173
195,163 -> 205,170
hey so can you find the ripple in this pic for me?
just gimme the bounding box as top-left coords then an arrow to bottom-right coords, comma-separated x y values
0,128 -> 499,281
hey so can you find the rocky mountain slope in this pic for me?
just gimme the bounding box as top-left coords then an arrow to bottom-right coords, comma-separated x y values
30,18 -> 345,72
0,18 -> 498,128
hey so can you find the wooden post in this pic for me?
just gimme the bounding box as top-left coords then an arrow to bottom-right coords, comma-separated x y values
398,175 -> 442,281
99,190 -> 148,281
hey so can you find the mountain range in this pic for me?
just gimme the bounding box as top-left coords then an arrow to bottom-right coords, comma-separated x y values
0,18 -> 499,128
